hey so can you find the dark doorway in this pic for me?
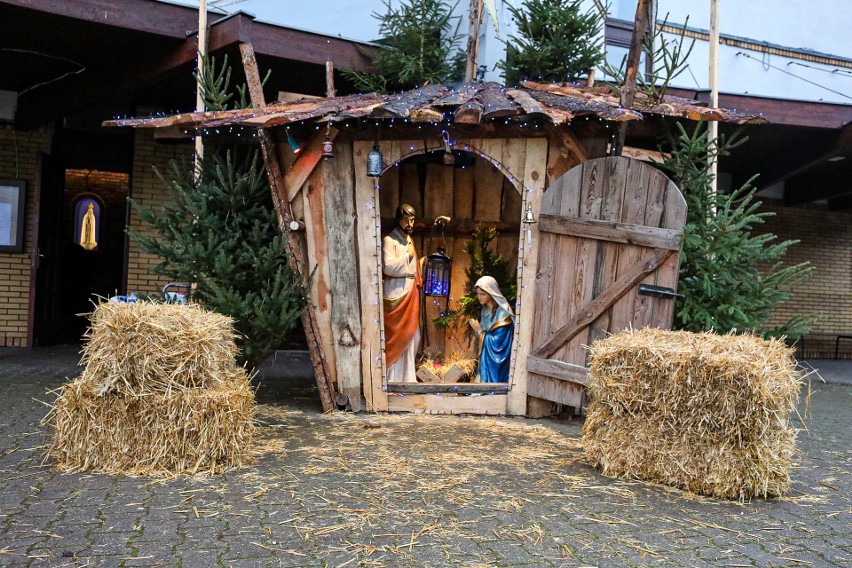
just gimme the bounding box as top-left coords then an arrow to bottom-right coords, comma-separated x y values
31,127 -> 132,346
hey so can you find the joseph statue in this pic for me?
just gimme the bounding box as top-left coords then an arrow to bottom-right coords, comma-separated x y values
382,204 -> 421,383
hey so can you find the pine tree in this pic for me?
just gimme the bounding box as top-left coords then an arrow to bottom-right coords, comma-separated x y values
434,225 -> 515,338
663,122 -> 816,339
342,0 -> 464,92
497,0 -> 604,86
133,151 -> 306,368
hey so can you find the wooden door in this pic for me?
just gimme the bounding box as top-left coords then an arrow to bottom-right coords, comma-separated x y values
526,156 -> 687,409
28,153 -> 66,346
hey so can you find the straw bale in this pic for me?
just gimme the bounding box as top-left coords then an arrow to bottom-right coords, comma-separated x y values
80,302 -> 240,396
43,300 -> 256,476
582,328 -> 801,500
45,370 -> 256,476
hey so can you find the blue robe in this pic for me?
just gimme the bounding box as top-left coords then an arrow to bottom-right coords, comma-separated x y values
477,307 -> 514,383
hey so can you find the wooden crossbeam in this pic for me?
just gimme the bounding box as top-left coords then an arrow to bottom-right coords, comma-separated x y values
539,214 -> 683,250
284,127 -> 339,202
526,356 -> 590,386
531,248 -> 674,359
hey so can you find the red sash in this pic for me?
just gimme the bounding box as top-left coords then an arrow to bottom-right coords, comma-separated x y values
384,272 -> 421,366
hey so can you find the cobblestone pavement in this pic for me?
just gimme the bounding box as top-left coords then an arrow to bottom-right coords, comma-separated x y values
0,346 -> 849,567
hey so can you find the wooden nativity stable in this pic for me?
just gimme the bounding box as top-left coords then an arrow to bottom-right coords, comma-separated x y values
110,60 -> 759,416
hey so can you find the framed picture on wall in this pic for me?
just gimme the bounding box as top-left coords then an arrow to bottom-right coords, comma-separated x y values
0,179 -> 25,253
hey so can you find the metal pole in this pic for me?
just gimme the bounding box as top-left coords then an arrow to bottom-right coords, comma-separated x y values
195,0 -> 207,174
708,0 -> 720,198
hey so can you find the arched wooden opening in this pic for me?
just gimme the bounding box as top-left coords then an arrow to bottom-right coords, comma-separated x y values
353,137 -> 548,414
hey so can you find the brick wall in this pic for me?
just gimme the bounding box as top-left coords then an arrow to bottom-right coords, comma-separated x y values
125,130 -> 192,298
0,125 -> 53,346
758,200 -> 852,358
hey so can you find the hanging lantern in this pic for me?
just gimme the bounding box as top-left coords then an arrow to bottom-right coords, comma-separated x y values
321,122 -> 334,158
321,137 -> 334,158
367,143 -> 384,177
423,247 -> 451,296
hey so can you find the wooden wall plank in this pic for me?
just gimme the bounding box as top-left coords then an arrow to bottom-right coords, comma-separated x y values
525,374 -> 584,408
609,159 -> 653,333
473,157 -> 505,222
302,166 -> 338,390
388,393 -> 507,415
322,138 -> 363,410
453,164 -> 474,221
592,158 -> 627,344
545,125 -> 588,188
509,137 -> 547,416
354,140 -> 387,412
425,163 -> 454,219
531,232 -> 557,344
652,176 -> 687,328
379,159 -> 400,218
501,138 -> 527,195
448,234 -> 473,357
399,162 -> 422,212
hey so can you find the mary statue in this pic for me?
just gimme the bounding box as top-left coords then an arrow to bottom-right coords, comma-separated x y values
468,275 -> 514,383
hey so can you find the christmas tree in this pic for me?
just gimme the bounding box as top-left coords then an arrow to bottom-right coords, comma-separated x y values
663,122 -> 816,339
342,0 -> 464,93
434,225 -> 516,339
498,0 -> 604,86
134,150 -> 305,368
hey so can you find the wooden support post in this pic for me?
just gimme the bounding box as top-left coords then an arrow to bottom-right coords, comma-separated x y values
239,42 -> 336,413
612,0 -> 650,157
464,0 -> 484,83
325,60 -> 335,98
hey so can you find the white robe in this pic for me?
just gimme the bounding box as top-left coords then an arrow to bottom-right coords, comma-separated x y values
382,228 -> 420,383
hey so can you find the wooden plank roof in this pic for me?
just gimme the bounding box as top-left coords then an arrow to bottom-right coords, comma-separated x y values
103,81 -> 765,131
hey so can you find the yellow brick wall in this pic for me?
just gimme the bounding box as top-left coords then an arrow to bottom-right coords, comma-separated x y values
758,200 -> 852,358
0,125 -> 53,346
125,130 -> 192,298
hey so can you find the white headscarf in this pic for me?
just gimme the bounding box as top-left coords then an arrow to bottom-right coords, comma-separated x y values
475,276 -> 514,319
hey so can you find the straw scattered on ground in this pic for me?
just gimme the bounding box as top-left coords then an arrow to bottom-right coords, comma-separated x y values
581,328 -> 802,501
43,301 -> 256,476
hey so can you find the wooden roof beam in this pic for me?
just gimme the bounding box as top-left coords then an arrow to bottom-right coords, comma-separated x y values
2,0 -> 203,39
